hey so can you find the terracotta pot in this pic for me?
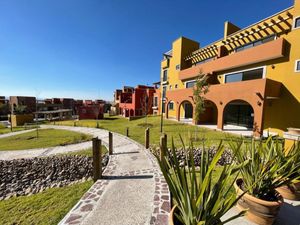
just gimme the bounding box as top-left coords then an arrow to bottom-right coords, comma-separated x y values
234,178 -> 283,225
276,181 -> 300,201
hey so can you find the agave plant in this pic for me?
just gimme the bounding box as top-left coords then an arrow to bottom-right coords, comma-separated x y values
156,138 -> 245,225
230,137 -> 300,201
276,141 -> 300,184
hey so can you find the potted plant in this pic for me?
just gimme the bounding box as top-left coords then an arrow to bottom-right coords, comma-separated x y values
231,138 -> 300,225
276,142 -> 300,200
156,138 -> 246,225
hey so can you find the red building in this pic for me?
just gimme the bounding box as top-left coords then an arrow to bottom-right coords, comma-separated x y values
116,85 -> 157,117
77,101 -> 104,120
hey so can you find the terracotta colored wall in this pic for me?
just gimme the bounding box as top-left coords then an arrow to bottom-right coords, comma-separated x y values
179,38 -> 285,80
165,79 -> 281,136
78,105 -> 103,120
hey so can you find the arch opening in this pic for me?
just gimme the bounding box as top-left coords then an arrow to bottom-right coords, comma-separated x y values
197,100 -> 218,125
179,100 -> 193,122
223,100 -> 254,129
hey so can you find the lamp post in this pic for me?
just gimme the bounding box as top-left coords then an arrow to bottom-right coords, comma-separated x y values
160,97 -> 168,133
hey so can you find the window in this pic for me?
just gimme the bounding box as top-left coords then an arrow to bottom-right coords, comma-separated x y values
169,102 -> 174,110
176,64 -> 180,70
162,70 -> 168,82
154,97 -> 158,107
185,80 -> 196,88
294,17 -> 300,29
235,35 -> 276,52
225,67 -> 264,83
295,60 -> 300,72
169,85 -> 172,90
162,86 -> 167,99
175,84 -> 178,89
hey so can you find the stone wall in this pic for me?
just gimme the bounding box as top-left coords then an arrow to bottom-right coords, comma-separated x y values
0,155 -> 108,200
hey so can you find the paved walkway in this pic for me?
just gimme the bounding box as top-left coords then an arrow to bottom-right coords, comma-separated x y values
0,127 -> 94,160
0,129 -> 36,139
30,125 -> 170,225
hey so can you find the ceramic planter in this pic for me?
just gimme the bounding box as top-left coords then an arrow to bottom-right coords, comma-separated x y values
234,178 -> 283,225
276,181 -> 300,201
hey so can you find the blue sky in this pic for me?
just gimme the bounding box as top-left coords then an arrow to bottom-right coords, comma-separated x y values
0,0 -> 294,101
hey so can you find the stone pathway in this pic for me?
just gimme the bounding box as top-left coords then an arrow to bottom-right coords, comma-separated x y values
0,129 -> 35,139
0,127 -> 94,160
29,125 -> 171,225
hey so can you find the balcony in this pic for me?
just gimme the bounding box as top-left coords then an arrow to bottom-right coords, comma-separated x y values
179,38 -> 286,80
166,78 -> 282,106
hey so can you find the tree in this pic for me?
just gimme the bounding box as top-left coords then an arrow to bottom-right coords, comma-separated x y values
14,105 -> 27,115
193,72 -> 209,124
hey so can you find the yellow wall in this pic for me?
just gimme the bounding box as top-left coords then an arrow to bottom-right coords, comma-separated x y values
262,4 -> 300,136
11,114 -> 34,127
160,37 -> 199,118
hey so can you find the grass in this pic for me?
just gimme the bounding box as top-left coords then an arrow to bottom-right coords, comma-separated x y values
0,181 -> 93,225
62,146 -> 108,157
0,129 -> 92,151
54,115 -> 236,148
0,127 -> 26,134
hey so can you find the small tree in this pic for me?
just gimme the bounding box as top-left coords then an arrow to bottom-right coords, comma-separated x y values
14,105 -> 27,115
193,72 -> 209,124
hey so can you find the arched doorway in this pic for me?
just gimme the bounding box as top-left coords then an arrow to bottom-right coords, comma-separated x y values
197,100 -> 218,124
223,100 -> 254,129
179,100 -> 193,121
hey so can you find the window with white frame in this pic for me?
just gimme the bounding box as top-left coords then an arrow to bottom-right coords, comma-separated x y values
295,60 -> 300,72
225,67 -> 265,83
185,80 -> 196,88
162,70 -> 168,82
153,97 -> 158,107
294,17 -> 300,29
168,102 -> 174,110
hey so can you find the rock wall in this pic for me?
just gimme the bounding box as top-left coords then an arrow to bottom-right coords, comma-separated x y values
0,155 -> 109,200
150,146 -> 233,166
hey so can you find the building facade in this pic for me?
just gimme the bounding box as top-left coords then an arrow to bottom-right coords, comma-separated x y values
116,85 -> 157,117
9,96 -> 36,114
159,0 -> 300,137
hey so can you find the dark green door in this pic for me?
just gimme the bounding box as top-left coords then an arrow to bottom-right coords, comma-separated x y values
184,103 -> 193,119
224,104 -> 254,128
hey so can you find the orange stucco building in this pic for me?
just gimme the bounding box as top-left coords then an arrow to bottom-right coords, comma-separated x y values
158,0 -> 300,137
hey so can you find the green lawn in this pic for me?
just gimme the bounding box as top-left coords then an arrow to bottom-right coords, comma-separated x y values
0,181 -> 93,225
0,127 -> 26,134
55,115 -> 236,148
62,146 -> 108,157
0,129 -> 92,151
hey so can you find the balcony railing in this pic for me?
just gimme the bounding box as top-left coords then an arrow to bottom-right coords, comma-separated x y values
179,38 -> 286,80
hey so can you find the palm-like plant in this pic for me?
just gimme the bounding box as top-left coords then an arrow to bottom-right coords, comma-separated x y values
230,138 -> 300,201
156,138 -> 245,225
277,142 -> 300,180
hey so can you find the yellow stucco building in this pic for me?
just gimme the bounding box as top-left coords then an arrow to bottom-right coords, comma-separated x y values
155,0 -> 300,139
